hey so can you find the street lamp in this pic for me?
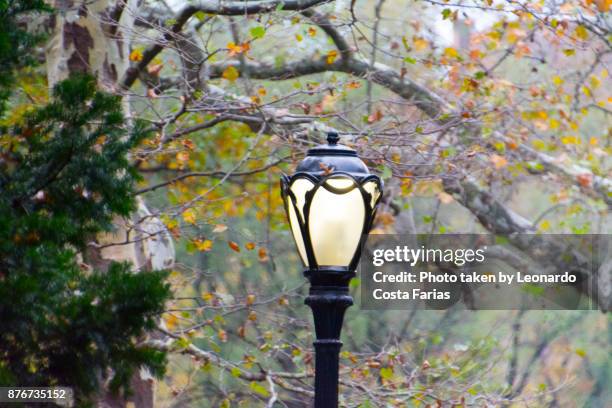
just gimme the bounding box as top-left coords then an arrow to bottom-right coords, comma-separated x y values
280,132 -> 383,408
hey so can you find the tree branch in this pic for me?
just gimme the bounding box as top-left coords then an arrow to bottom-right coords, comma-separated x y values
122,0 -> 331,88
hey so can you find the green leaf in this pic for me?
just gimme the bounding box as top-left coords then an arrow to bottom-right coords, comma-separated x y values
250,26 -> 266,39
442,8 -> 452,19
250,381 -> 270,397
404,56 -> 417,64
379,367 -> 394,380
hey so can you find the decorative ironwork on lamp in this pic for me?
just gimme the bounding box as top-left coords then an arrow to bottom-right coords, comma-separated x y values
280,131 -> 383,408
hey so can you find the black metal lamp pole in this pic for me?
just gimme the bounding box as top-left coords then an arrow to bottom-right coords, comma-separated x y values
305,268 -> 354,408
280,132 -> 382,408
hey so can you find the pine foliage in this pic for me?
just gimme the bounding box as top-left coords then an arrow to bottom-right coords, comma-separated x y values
0,2 -> 171,404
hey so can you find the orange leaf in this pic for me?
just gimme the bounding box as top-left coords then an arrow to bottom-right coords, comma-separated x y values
367,109 -> 383,123
326,50 -> 338,64
258,247 -> 269,262
228,241 -> 241,252
245,242 -> 256,250
577,173 -> 592,187
490,154 -> 508,169
129,49 -> 143,62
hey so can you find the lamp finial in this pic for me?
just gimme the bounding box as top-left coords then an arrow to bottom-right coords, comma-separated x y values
327,132 -> 340,145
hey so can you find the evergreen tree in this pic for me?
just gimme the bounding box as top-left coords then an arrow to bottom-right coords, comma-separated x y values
0,2 -> 171,405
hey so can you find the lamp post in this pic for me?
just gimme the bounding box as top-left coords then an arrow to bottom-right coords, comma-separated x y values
280,132 -> 383,408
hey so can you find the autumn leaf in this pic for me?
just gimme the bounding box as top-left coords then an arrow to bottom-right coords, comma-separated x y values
218,329 -> 228,343
245,242 -> 255,250
222,66 -> 239,82
227,42 -> 250,57
367,109 -> 383,123
195,239 -> 213,251
147,63 -> 163,76
129,49 -> 143,62
213,224 -> 228,233
164,314 -> 178,331
307,27 -> 317,37
574,25 -> 588,41
247,311 -> 257,321
443,47 -> 459,59
413,36 -> 428,51
246,294 -> 256,306
577,173 -> 592,187
176,151 -> 189,162
326,50 -> 338,64
490,154 -> 508,169
345,80 -> 361,89
258,247 -> 269,262
228,241 -> 241,252
182,209 -> 197,224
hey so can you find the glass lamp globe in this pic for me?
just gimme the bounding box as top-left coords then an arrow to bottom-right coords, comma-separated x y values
280,132 -> 382,272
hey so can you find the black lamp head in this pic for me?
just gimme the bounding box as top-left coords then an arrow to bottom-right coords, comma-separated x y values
280,131 -> 383,272
296,132 -> 370,177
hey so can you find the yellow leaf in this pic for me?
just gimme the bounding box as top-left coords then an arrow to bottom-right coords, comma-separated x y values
443,47 -> 459,58
552,75 -> 564,86
539,219 -> 551,231
222,66 -> 239,82
549,118 -> 559,129
574,25 -> 588,41
326,50 -> 338,64
195,239 -> 213,251
129,49 -> 143,62
295,33 -> 303,42
413,37 -> 428,51
245,242 -> 256,250
176,151 -> 189,161
561,135 -> 580,145
589,137 -> 598,145
308,27 -> 317,37
182,209 -> 197,224
164,314 -> 178,330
